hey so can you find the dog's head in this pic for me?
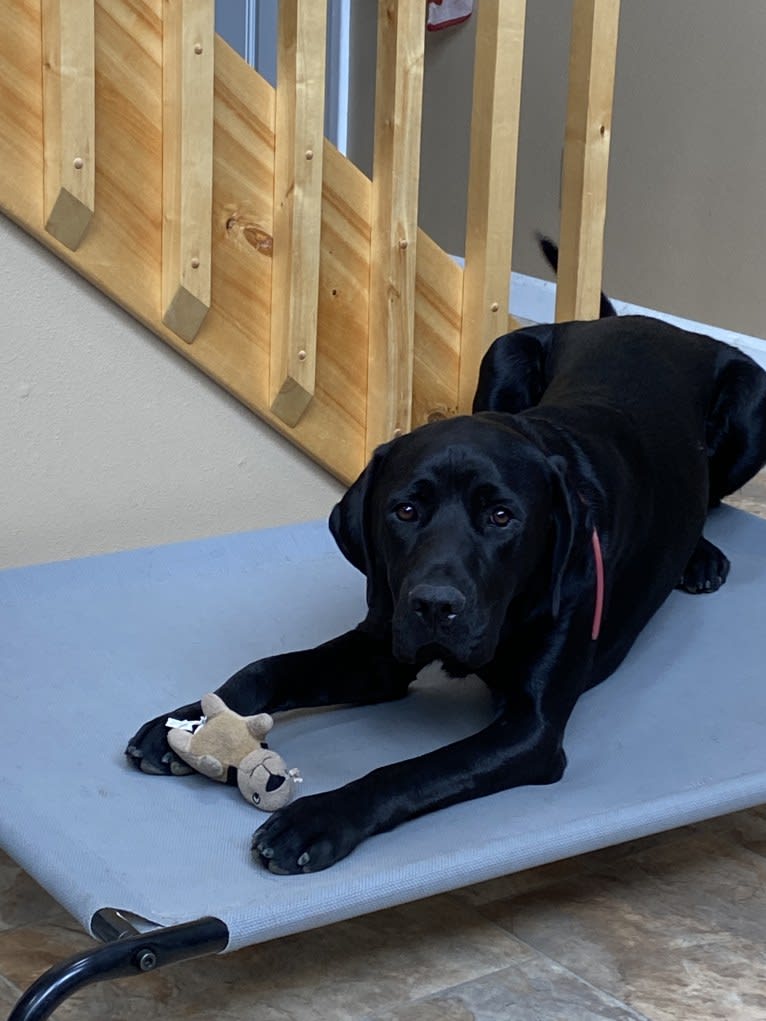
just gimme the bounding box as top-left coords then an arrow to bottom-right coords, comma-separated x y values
330,414 -> 575,672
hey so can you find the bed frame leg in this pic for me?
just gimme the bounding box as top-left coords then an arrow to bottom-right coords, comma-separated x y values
6,915 -> 229,1021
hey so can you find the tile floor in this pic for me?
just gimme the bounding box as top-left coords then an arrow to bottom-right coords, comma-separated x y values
2,474 -> 765,1021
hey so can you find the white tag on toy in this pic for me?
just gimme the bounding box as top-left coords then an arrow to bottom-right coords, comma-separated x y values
165,715 -> 206,732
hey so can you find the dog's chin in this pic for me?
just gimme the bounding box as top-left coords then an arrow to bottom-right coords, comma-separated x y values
394,639 -> 494,675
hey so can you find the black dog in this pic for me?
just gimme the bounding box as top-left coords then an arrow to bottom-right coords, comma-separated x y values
126,314 -> 766,874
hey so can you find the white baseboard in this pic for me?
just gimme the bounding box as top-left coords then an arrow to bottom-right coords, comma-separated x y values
509,271 -> 766,372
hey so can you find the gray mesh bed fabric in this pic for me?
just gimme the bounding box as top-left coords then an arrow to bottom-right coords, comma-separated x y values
1,506 -> 765,954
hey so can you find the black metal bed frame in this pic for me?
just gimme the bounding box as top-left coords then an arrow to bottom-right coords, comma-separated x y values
6,910 -> 229,1021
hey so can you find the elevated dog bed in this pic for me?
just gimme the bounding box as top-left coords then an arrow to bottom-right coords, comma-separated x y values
2,506 -> 765,1019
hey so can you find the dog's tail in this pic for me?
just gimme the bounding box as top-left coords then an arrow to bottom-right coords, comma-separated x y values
537,233 -> 617,318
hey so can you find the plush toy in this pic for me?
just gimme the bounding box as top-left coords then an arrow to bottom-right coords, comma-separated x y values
166,692 -> 300,811
235,745 -> 298,812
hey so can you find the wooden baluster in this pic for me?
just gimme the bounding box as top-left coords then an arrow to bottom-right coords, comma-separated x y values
41,0 -> 95,250
556,0 -> 620,321
365,0 -> 425,459
270,0 -> 328,427
161,0 -> 214,343
458,0 -> 526,413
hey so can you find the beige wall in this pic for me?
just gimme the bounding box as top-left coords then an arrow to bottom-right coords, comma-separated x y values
350,1 -> 766,339
0,217 -> 342,569
602,0 -> 766,337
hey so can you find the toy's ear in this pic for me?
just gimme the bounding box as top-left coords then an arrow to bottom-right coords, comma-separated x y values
200,692 -> 227,718
245,712 -> 273,740
547,454 -> 576,619
329,441 -> 394,615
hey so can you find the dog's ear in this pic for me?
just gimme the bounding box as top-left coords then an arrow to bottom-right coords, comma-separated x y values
329,442 -> 393,608
329,471 -> 369,576
329,452 -> 380,575
547,454 -> 576,619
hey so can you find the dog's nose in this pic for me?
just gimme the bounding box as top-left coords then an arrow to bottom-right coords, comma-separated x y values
408,584 -> 466,628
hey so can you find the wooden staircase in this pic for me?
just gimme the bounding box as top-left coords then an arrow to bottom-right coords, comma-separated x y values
0,0 -> 619,485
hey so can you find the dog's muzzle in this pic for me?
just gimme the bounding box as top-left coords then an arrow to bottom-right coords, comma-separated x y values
408,584 -> 466,628
392,581 -> 495,668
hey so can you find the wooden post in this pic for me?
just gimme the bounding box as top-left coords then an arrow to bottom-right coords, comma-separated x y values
269,0 -> 328,427
555,0 -> 620,322
161,0 -> 214,343
41,0 -> 95,250
458,1 -> 526,413
365,0 -> 425,459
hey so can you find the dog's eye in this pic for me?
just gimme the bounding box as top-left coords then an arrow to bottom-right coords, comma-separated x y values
394,503 -> 418,522
489,507 -> 512,527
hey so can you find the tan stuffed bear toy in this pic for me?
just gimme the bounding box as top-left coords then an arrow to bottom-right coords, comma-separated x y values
236,746 -> 297,812
166,692 -> 300,811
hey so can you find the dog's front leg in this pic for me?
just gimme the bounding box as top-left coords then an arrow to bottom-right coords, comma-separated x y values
253,625 -> 595,873
252,697 -> 574,874
125,626 -> 413,776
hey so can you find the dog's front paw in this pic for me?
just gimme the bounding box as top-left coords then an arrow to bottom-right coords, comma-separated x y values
251,792 -> 366,874
677,536 -> 730,594
125,701 -> 202,776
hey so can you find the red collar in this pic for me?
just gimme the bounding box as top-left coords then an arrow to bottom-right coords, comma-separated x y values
590,527 -> 604,640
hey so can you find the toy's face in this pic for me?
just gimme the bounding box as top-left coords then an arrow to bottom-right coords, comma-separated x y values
237,750 -> 295,812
